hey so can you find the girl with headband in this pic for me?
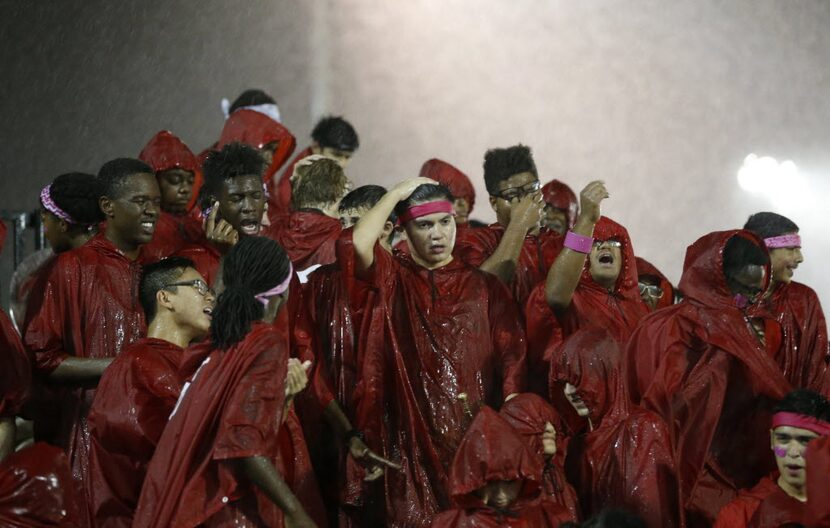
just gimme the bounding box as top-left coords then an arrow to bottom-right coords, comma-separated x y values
346,177 -> 527,525
39,172 -> 103,253
133,236 -> 319,528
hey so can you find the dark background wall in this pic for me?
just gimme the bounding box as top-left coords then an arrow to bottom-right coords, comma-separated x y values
3,1 -> 830,307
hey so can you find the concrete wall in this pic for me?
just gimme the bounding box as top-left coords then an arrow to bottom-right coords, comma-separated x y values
3,0 -> 829,305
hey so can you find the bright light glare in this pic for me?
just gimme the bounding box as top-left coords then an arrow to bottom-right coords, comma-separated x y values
736,154 -> 806,211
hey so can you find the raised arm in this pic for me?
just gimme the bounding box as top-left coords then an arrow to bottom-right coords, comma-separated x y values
545,181 -> 609,311
478,192 -> 544,283
352,177 -> 436,272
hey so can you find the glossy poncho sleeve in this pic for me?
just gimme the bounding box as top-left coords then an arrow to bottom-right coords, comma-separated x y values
0,309 -> 30,418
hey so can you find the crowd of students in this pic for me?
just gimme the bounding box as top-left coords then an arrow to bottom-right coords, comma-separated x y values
0,88 -> 829,527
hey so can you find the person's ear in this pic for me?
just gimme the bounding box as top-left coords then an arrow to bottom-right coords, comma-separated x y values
489,196 -> 498,213
99,195 -> 115,219
59,219 -> 70,233
156,289 -> 175,312
770,429 -> 775,451
381,221 -> 395,240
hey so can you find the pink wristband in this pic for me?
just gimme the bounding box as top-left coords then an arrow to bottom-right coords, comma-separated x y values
564,231 -> 593,254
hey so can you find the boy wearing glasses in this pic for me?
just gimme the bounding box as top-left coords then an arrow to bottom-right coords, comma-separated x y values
86,257 -> 215,527
456,144 -> 560,306
523,181 -> 648,396
714,389 -> 830,527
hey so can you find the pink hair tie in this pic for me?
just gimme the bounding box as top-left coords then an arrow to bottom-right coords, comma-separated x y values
765,234 -> 801,249
40,184 -> 77,224
772,411 -> 830,436
254,263 -> 293,306
398,200 -> 455,225
564,231 -> 593,254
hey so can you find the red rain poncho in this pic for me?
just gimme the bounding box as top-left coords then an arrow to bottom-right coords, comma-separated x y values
419,159 -> 476,219
525,216 -> 648,397
712,476 -> 782,527
555,329 -> 680,528
86,338 -> 190,527
635,256 -> 676,311
175,239 -> 222,287
626,230 -> 792,524
1,311 -> 29,421
764,281 -> 829,396
806,435 -> 830,527
139,130 -> 204,258
500,393 -> 580,523
0,443 -> 82,527
274,146 -> 314,214
541,179 -> 578,229
431,407 -> 543,528
264,211 -> 342,278
218,109 -> 296,211
23,233 -> 147,524
339,233 -> 527,527
133,322 -> 291,527
456,225 -> 562,306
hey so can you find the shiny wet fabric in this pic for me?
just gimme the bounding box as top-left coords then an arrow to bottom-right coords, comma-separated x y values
625,230 -> 792,525
217,110 -> 297,211
133,322 -> 289,528
175,238 -> 222,287
555,329 -> 681,528
806,435 -> 830,527
499,393 -> 580,524
431,407 -> 541,528
419,158 -> 476,215
264,210 -> 342,277
86,338 -> 190,527
456,224 -> 562,306
525,216 -> 647,398
0,308 -> 29,419
540,179 -> 578,229
23,233 -> 147,526
712,475 -> 778,527
0,443 -> 81,527
764,281 -> 830,396
339,233 -> 527,527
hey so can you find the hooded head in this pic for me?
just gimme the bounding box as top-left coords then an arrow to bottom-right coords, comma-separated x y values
139,131 -> 199,215
555,329 -> 623,426
448,407 -> 542,510
679,230 -> 770,311
500,393 -> 563,459
635,257 -> 675,311
582,216 -> 640,300
218,109 -> 297,177
419,158 -> 476,224
541,179 -> 578,234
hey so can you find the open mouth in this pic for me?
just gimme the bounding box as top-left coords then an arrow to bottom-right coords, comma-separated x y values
598,252 -> 614,265
429,245 -> 446,255
203,306 -> 214,318
239,219 -> 260,235
140,220 -> 156,233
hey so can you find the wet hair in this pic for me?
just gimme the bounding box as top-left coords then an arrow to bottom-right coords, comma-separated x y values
45,172 -> 104,225
723,235 -> 769,282
291,157 -> 349,209
393,184 -> 454,220
482,144 -> 538,195
338,185 -> 387,213
229,89 -> 276,114
744,212 -> 799,239
311,116 -> 359,152
774,389 -> 830,422
200,143 -> 266,209
211,236 -> 291,349
139,257 -> 195,321
562,509 -> 646,528
97,158 -> 154,198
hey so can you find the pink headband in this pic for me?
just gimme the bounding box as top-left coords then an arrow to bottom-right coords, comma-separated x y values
40,185 -> 76,224
398,200 -> 455,225
772,411 -> 830,436
254,263 -> 293,306
765,234 -> 801,249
